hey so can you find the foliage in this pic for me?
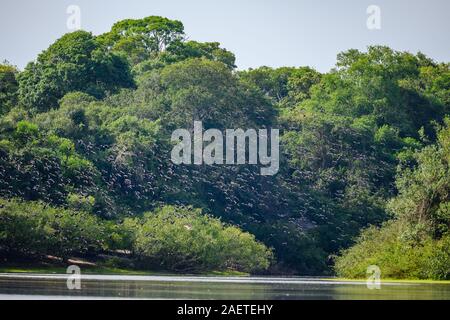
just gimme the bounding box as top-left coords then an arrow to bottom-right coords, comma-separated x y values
1,16 -> 449,275
98,16 -> 185,65
0,63 -> 19,115
18,31 -> 134,112
0,198 -> 106,259
334,220 -> 450,280
302,47 -> 449,137
98,16 -> 236,72
239,66 -> 321,106
156,58 -> 274,129
128,205 -> 272,273
162,41 -> 236,69
335,120 -> 450,279
388,119 -> 450,239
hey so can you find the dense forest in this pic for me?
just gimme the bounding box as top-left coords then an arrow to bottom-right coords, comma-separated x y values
0,16 -> 449,277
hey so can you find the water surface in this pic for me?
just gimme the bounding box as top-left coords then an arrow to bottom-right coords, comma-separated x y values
1,273 -> 449,300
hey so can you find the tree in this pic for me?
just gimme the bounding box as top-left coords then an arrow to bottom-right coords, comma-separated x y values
388,118 -> 450,240
129,205 -> 272,272
239,66 -> 296,102
18,31 -> 134,112
143,58 -> 275,129
239,66 -> 321,106
3,14 -> 450,276
0,198 -> 106,259
98,16 -> 185,65
302,46 -> 449,137
335,119 -> 450,279
281,113 -> 392,253
0,63 -> 19,115
161,40 -> 236,69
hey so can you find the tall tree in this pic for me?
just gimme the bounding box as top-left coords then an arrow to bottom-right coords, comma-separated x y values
0,63 -> 19,115
98,16 -> 185,65
18,31 -> 134,112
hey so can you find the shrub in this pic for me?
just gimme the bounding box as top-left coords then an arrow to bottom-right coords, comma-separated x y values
0,198 -> 106,259
67,193 -> 95,213
423,234 -> 450,280
335,120 -> 450,280
333,220 -> 450,280
129,205 -> 272,273
15,120 -> 39,143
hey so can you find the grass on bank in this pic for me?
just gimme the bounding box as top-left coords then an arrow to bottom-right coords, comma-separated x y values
0,262 -> 248,276
322,277 -> 450,285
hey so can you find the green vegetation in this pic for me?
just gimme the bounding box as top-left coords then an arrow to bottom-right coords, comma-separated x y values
18,31 -> 134,112
0,261 -> 248,276
0,16 -> 449,277
0,263 -> 164,276
0,198 -> 106,259
324,278 -> 450,285
335,121 -> 450,279
127,206 -> 272,273
0,63 -> 19,115
0,199 -> 270,273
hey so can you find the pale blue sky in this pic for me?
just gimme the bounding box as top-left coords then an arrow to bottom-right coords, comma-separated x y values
1,0 -> 449,72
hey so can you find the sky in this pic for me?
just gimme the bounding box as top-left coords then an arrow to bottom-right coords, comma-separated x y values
0,0 -> 449,72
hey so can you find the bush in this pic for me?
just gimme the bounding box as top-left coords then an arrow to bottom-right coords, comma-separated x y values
128,205 -> 272,273
334,220 -> 450,280
67,193 -> 95,213
423,234 -> 450,280
0,198 -> 106,259
15,120 -> 39,143
335,121 -> 450,280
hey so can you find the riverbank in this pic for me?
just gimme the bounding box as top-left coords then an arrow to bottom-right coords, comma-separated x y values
0,262 -> 248,277
3,262 -> 450,284
3,266 -> 449,285
323,278 -> 450,285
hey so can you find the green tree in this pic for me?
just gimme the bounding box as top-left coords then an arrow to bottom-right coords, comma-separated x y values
0,63 -> 19,115
163,40 -> 236,69
98,16 -> 185,65
18,31 -> 134,112
388,119 -> 450,239
0,198 -> 106,259
155,58 -> 275,129
335,119 -> 450,279
239,66 -> 321,106
302,46 -> 449,137
129,205 -> 272,273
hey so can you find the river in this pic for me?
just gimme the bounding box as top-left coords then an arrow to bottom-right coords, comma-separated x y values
1,273 -> 449,299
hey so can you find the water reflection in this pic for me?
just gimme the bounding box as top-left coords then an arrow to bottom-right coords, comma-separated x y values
0,274 -> 449,300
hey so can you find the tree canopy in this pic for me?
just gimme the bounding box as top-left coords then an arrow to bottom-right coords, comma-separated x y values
0,63 -> 19,115
18,31 -> 134,112
1,16 -> 449,276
